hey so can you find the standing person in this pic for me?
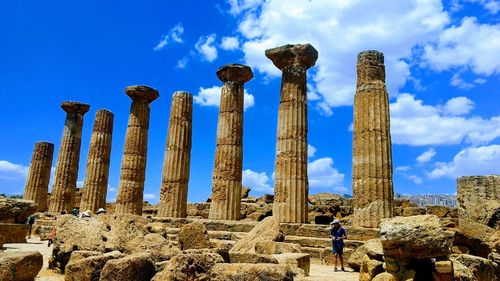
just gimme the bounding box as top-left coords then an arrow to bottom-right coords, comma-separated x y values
48,217 -> 57,247
330,219 -> 347,271
27,214 -> 36,238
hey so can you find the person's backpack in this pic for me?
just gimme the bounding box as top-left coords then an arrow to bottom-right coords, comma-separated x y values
28,215 -> 35,224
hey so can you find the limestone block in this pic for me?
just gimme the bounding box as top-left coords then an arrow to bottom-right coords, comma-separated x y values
210,263 -> 294,281
0,251 -> 43,281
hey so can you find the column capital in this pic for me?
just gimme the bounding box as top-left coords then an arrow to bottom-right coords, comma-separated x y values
357,50 -> 385,82
265,44 -> 318,70
125,85 -> 159,103
61,101 -> 90,114
216,64 -> 253,83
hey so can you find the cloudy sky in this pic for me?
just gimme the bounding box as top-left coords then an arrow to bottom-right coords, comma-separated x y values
1,0 -> 499,203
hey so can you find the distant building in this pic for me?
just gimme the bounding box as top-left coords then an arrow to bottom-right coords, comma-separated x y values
398,193 -> 457,208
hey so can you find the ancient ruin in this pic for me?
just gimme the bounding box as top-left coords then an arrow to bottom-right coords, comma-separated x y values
209,64 -> 253,221
115,86 -> 159,215
23,141 -> 54,212
158,91 -> 193,218
352,50 -> 394,228
265,44 -> 318,223
2,44 -> 499,281
80,109 -> 114,213
48,101 -> 90,213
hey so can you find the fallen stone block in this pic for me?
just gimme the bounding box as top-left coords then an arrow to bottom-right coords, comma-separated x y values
210,263 -> 294,281
0,251 -> 43,281
100,252 -> 155,281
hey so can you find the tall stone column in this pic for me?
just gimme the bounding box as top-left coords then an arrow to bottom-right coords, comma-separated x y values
265,44 -> 318,223
80,109 -> 114,213
352,50 -> 393,228
49,101 -> 90,213
158,91 -> 193,218
208,64 -> 253,221
24,142 -> 54,211
115,85 -> 159,215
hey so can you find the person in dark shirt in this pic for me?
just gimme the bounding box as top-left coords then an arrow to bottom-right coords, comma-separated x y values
329,219 -> 347,271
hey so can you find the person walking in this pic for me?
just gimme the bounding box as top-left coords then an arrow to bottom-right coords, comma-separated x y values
26,214 -> 36,238
329,219 -> 347,271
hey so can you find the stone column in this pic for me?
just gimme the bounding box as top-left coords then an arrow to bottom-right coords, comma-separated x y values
80,109 -> 114,213
158,91 -> 193,218
23,142 -> 54,211
115,85 -> 159,215
352,50 -> 394,228
48,101 -> 90,213
265,44 -> 318,223
208,64 -> 253,221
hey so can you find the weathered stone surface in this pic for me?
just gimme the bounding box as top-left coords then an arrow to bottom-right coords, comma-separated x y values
359,254 -> 384,281
152,253 -> 224,281
0,223 -> 29,243
229,252 -> 278,264
49,101 -> 90,213
452,254 -> 499,281
451,258 -> 476,281
100,252 -> 155,281
352,50 -> 393,228
380,215 -> 454,259
230,217 -> 284,253
402,207 -> 427,217
66,250 -> 102,266
241,187 -> 251,198
115,85 -> 159,215
64,251 -> 124,281
0,197 -> 37,223
254,242 -> 301,255
266,44 -> 318,224
0,251 -> 43,281
426,205 -> 451,218
23,142 -> 54,212
178,221 -> 210,250
271,253 -> 310,276
308,193 -> 345,206
458,175 -> 500,229
209,64 -> 252,221
348,239 -> 383,271
51,214 -> 161,270
210,263 -> 294,281
454,219 -> 497,258
372,272 -> 398,281
80,109 -> 114,213
143,222 -> 166,237
158,91 -> 193,218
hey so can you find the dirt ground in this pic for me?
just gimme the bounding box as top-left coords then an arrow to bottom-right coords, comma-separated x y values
3,238 -> 359,281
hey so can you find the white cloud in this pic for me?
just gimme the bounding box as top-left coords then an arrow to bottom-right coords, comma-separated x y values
395,166 -> 411,172
220,36 -> 240,50
428,145 -> 500,178
308,157 -> 346,192
390,94 -> 500,146
466,0 -> 500,14
307,144 -> 316,158
144,193 -> 156,200
195,34 -> 218,62
227,0 -> 264,15
176,57 -> 189,69
153,23 -> 184,51
443,96 -> 474,116
242,169 -> 273,193
450,73 -> 474,89
408,175 -> 423,185
228,0 -> 450,111
423,17 -> 500,75
76,180 -> 84,188
0,160 -> 29,180
416,148 -> 436,164
194,85 -> 255,110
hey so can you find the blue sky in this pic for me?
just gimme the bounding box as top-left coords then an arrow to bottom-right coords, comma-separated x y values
1,0 -> 499,203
